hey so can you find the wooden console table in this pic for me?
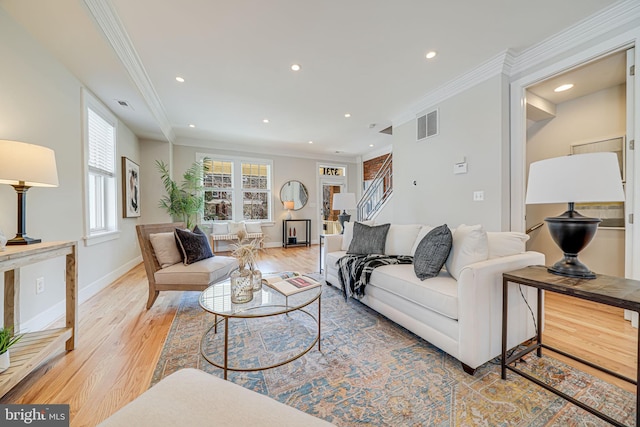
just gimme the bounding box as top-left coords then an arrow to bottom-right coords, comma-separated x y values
0,241 -> 77,397
502,265 -> 640,427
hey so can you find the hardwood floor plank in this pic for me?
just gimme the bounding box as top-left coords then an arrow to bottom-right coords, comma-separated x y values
0,244 -> 636,424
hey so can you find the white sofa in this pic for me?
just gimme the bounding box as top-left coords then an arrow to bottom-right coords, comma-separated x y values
323,222 -> 545,374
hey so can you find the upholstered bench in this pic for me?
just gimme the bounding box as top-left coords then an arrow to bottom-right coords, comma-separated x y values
210,221 -> 263,251
136,223 -> 238,309
98,369 -> 335,427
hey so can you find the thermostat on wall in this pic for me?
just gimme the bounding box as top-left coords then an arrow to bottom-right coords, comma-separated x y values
453,162 -> 468,174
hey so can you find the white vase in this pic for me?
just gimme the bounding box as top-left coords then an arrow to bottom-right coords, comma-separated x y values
0,351 -> 10,373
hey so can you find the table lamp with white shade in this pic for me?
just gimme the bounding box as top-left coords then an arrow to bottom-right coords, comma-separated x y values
283,201 -> 295,220
332,192 -> 356,234
0,140 -> 59,245
525,152 -> 625,279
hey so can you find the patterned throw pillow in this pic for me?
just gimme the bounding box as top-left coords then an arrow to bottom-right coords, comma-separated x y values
413,224 -> 452,280
347,222 -> 391,255
174,225 -> 214,265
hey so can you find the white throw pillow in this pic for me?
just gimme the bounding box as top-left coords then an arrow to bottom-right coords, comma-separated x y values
229,222 -> 246,236
244,221 -> 263,234
212,222 -> 229,235
487,232 -> 529,258
149,232 -> 182,268
410,225 -> 436,256
445,224 -> 489,280
341,220 -> 374,251
384,224 -> 422,256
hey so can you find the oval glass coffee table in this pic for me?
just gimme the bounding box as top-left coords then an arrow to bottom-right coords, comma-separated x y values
199,277 -> 322,379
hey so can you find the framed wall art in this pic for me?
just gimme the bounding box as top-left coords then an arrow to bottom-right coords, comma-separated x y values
122,157 -> 141,218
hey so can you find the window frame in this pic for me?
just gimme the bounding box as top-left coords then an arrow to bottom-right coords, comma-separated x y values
198,153 -> 274,223
82,89 -> 120,245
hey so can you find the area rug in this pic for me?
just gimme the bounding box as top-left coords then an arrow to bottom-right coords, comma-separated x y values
152,280 -> 636,426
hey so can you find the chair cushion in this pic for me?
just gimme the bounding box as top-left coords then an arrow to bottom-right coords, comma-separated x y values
347,222 -> 390,255
229,222 -> 246,235
212,222 -> 229,235
445,224 -> 489,280
154,256 -> 238,285
244,221 -> 263,234
149,232 -> 182,268
413,224 -> 452,280
175,226 -> 214,265
487,231 -> 529,258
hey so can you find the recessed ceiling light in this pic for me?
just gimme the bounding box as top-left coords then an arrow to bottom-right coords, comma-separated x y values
308,140 -> 313,144
369,144 -> 374,147
263,119 -> 270,123
175,76 -> 185,83
425,51 -> 437,59
291,64 -> 301,71
344,113 -> 351,118
554,83 -> 574,92
188,124 -> 195,128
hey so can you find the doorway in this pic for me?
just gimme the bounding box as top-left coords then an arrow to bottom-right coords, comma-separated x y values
320,181 -> 344,234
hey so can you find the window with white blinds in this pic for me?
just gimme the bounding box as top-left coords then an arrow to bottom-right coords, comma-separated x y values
83,91 -> 118,242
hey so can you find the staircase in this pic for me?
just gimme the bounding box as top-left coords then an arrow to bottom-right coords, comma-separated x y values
357,153 -> 392,221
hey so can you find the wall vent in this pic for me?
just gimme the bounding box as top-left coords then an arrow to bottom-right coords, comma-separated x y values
417,109 -> 439,141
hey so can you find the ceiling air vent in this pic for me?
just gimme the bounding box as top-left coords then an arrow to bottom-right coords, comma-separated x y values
417,108 -> 439,141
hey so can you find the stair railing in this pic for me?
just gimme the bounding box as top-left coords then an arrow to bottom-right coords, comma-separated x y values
357,153 -> 393,221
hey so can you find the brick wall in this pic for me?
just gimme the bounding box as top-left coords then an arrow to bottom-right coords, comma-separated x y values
363,153 -> 392,181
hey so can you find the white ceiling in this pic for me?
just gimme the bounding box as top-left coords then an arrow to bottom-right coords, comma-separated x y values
1,0 -> 621,160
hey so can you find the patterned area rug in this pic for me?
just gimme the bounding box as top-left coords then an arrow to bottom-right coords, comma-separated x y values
152,281 -> 636,426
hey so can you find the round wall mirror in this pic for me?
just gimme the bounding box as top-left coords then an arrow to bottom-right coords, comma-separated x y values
280,180 -> 309,210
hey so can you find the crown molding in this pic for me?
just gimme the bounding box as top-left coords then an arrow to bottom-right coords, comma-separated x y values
510,0 -> 640,76
392,50 -> 514,127
392,0 -> 639,129
83,0 -> 175,143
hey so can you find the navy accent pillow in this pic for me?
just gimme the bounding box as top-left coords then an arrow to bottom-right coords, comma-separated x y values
347,222 -> 391,255
174,225 -> 214,265
413,224 -> 452,280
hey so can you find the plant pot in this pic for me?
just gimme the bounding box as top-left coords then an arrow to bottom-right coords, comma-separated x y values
0,350 -> 10,373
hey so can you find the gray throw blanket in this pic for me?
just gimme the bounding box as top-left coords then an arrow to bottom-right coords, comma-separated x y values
337,254 -> 414,300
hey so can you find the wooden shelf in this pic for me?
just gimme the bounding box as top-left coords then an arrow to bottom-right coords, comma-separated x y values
0,241 -> 77,398
0,328 -> 72,397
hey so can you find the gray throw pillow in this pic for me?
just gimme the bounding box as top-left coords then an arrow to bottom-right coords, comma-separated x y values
347,222 -> 391,255
174,225 -> 214,265
414,224 -> 452,280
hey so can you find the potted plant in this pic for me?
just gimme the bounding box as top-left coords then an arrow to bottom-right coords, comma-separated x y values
156,159 -> 206,229
0,327 -> 23,373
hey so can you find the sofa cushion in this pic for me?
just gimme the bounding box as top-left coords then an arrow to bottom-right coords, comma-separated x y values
212,222 -> 229,235
154,255 -> 238,285
413,224 -> 452,280
445,224 -> 489,280
341,220 -> 374,251
384,224 -> 423,256
149,232 -> 182,268
347,222 -> 390,255
175,226 -> 214,265
369,264 -> 458,320
487,231 -> 529,258
410,225 -> 435,256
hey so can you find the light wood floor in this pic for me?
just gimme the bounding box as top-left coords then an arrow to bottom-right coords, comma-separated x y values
0,245 -> 636,426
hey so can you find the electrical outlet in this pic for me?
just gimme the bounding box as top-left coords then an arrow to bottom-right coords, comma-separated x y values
36,277 -> 45,294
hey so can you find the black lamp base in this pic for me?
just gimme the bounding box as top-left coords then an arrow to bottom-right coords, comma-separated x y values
545,203 -> 600,280
338,211 -> 351,234
7,235 -> 41,245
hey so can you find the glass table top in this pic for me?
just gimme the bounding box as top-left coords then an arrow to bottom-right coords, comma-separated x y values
199,277 -> 322,317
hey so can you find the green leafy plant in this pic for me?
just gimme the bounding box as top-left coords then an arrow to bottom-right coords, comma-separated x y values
156,160 -> 207,229
0,327 -> 23,355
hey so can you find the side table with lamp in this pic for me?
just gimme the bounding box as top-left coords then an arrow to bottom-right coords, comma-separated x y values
332,193 -> 356,234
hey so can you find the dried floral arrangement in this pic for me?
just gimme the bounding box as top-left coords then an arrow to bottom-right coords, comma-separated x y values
230,229 -> 265,270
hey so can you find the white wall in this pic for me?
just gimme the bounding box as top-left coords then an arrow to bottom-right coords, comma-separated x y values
139,139 -> 172,225
386,74 -> 510,231
526,84 -> 626,276
0,8 -> 142,331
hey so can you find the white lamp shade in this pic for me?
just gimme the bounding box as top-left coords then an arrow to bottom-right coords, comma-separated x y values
525,152 -> 624,204
0,140 -> 59,187
333,192 -> 356,211
283,201 -> 295,210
